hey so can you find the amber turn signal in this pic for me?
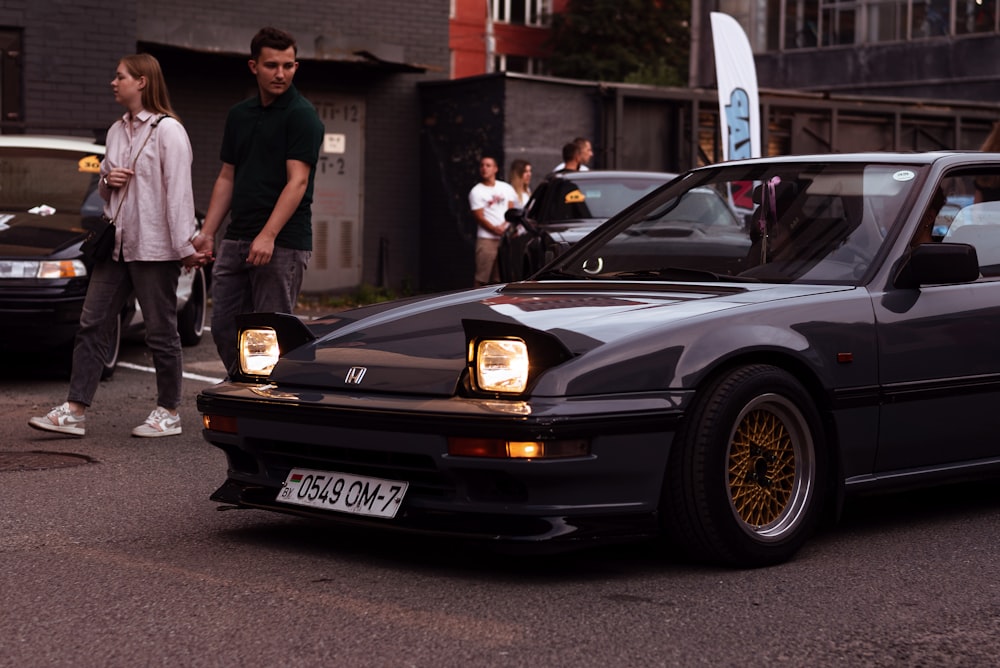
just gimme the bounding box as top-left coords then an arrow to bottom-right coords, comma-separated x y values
202,414 -> 238,434
447,437 -> 588,459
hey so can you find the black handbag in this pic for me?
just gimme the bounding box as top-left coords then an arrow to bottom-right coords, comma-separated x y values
81,216 -> 116,263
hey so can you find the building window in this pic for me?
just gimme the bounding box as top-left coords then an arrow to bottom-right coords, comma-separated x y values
956,0 -> 998,34
761,0 -> 1000,51
821,0 -> 858,45
865,0 -> 908,42
955,0 -> 1000,35
782,0 -> 820,48
491,0 -> 551,27
913,0 -> 950,37
493,53 -> 548,75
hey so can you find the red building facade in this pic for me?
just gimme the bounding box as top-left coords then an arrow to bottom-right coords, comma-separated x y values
450,0 -> 569,78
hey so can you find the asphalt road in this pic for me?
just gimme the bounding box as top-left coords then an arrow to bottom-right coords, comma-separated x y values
2,331 -> 999,667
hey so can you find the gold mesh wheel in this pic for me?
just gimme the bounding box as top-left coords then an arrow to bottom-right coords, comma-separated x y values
726,393 -> 815,541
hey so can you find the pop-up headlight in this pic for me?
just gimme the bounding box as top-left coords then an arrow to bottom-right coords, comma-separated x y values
475,338 -> 529,393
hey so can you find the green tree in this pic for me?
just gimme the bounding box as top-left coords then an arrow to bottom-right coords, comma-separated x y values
547,0 -> 690,87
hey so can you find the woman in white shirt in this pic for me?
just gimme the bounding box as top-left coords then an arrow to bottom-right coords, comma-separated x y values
29,53 -> 204,439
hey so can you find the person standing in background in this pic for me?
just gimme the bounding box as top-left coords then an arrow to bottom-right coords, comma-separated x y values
554,142 -> 582,173
192,27 -> 324,378
29,53 -> 201,438
553,136 -> 592,172
469,155 -> 516,286
508,159 -> 532,208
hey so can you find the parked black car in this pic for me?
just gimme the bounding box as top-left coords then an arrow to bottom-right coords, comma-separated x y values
199,152 -> 1000,567
0,136 -> 207,377
498,170 -> 676,281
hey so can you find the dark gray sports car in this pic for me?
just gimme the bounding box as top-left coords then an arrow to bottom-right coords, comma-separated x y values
199,152 -> 1000,567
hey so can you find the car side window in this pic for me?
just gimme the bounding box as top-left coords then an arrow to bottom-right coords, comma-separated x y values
937,168 -> 1000,277
944,202 -> 1000,275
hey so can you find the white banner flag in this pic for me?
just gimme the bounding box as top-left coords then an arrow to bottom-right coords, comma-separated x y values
711,12 -> 760,162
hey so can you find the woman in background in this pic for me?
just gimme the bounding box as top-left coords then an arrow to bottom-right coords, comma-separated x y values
508,159 -> 532,208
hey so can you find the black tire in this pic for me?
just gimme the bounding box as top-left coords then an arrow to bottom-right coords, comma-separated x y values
100,312 -> 122,380
662,364 -> 827,567
178,267 -> 206,346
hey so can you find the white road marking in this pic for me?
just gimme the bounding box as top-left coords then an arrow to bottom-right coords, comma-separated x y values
118,361 -> 225,384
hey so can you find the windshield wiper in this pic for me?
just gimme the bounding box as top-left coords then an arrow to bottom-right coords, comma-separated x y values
611,267 -> 725,281
530,268 -> 590,280
607,267 -> 761,283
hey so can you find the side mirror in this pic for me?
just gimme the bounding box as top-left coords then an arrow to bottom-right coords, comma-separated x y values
505,207 -> 524,224
893,242 -> 980,289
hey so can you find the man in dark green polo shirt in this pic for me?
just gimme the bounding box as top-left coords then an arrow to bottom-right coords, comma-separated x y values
194,26 -> 324,377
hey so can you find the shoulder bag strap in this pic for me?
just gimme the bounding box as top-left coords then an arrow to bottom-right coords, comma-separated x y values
108,114 -> 167,223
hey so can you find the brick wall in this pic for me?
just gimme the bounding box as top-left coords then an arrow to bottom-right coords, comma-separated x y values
4,0 -> 451,293
0,0 -> 134,133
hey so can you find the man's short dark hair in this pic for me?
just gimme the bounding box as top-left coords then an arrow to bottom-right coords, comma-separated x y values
251,27 -> 298,59
562,142 -> 580,162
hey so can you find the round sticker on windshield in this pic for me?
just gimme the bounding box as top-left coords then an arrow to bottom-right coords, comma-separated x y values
892,170 -> 916,182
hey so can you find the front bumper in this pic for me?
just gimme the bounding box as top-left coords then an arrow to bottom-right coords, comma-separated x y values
0,282 -> 88,350
198,383 -> 690,546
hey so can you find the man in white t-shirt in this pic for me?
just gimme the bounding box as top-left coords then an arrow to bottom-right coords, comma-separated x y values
469,155 -> 516,286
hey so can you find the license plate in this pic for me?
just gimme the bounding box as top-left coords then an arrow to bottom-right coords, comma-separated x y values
277,468 -> 408,519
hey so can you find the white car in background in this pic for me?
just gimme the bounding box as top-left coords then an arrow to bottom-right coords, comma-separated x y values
0,135 -> 207,377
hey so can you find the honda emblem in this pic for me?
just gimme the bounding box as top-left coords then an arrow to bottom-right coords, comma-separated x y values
344,366 -> 367,384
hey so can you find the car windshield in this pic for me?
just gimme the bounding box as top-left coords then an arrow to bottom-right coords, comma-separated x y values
529,174 -> 670,222
543,161 -> 925,286
0,146 -> 102,215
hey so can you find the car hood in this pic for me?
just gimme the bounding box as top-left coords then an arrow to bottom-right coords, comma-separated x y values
0,211 -> 89,258
270,281 -> 854,396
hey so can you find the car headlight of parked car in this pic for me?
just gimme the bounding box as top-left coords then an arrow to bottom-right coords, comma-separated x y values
0,259 -> 87,278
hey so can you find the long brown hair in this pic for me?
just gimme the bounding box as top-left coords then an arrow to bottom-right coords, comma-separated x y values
509,159 -> 531,200
120,53 -> 179,122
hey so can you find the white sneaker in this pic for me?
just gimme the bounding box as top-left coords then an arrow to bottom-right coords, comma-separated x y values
132,407 -> 182,438
28,402 -> 86,437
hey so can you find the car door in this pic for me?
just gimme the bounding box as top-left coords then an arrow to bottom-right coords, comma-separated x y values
498,181 -> 551,282
873,169 -> 1000,473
